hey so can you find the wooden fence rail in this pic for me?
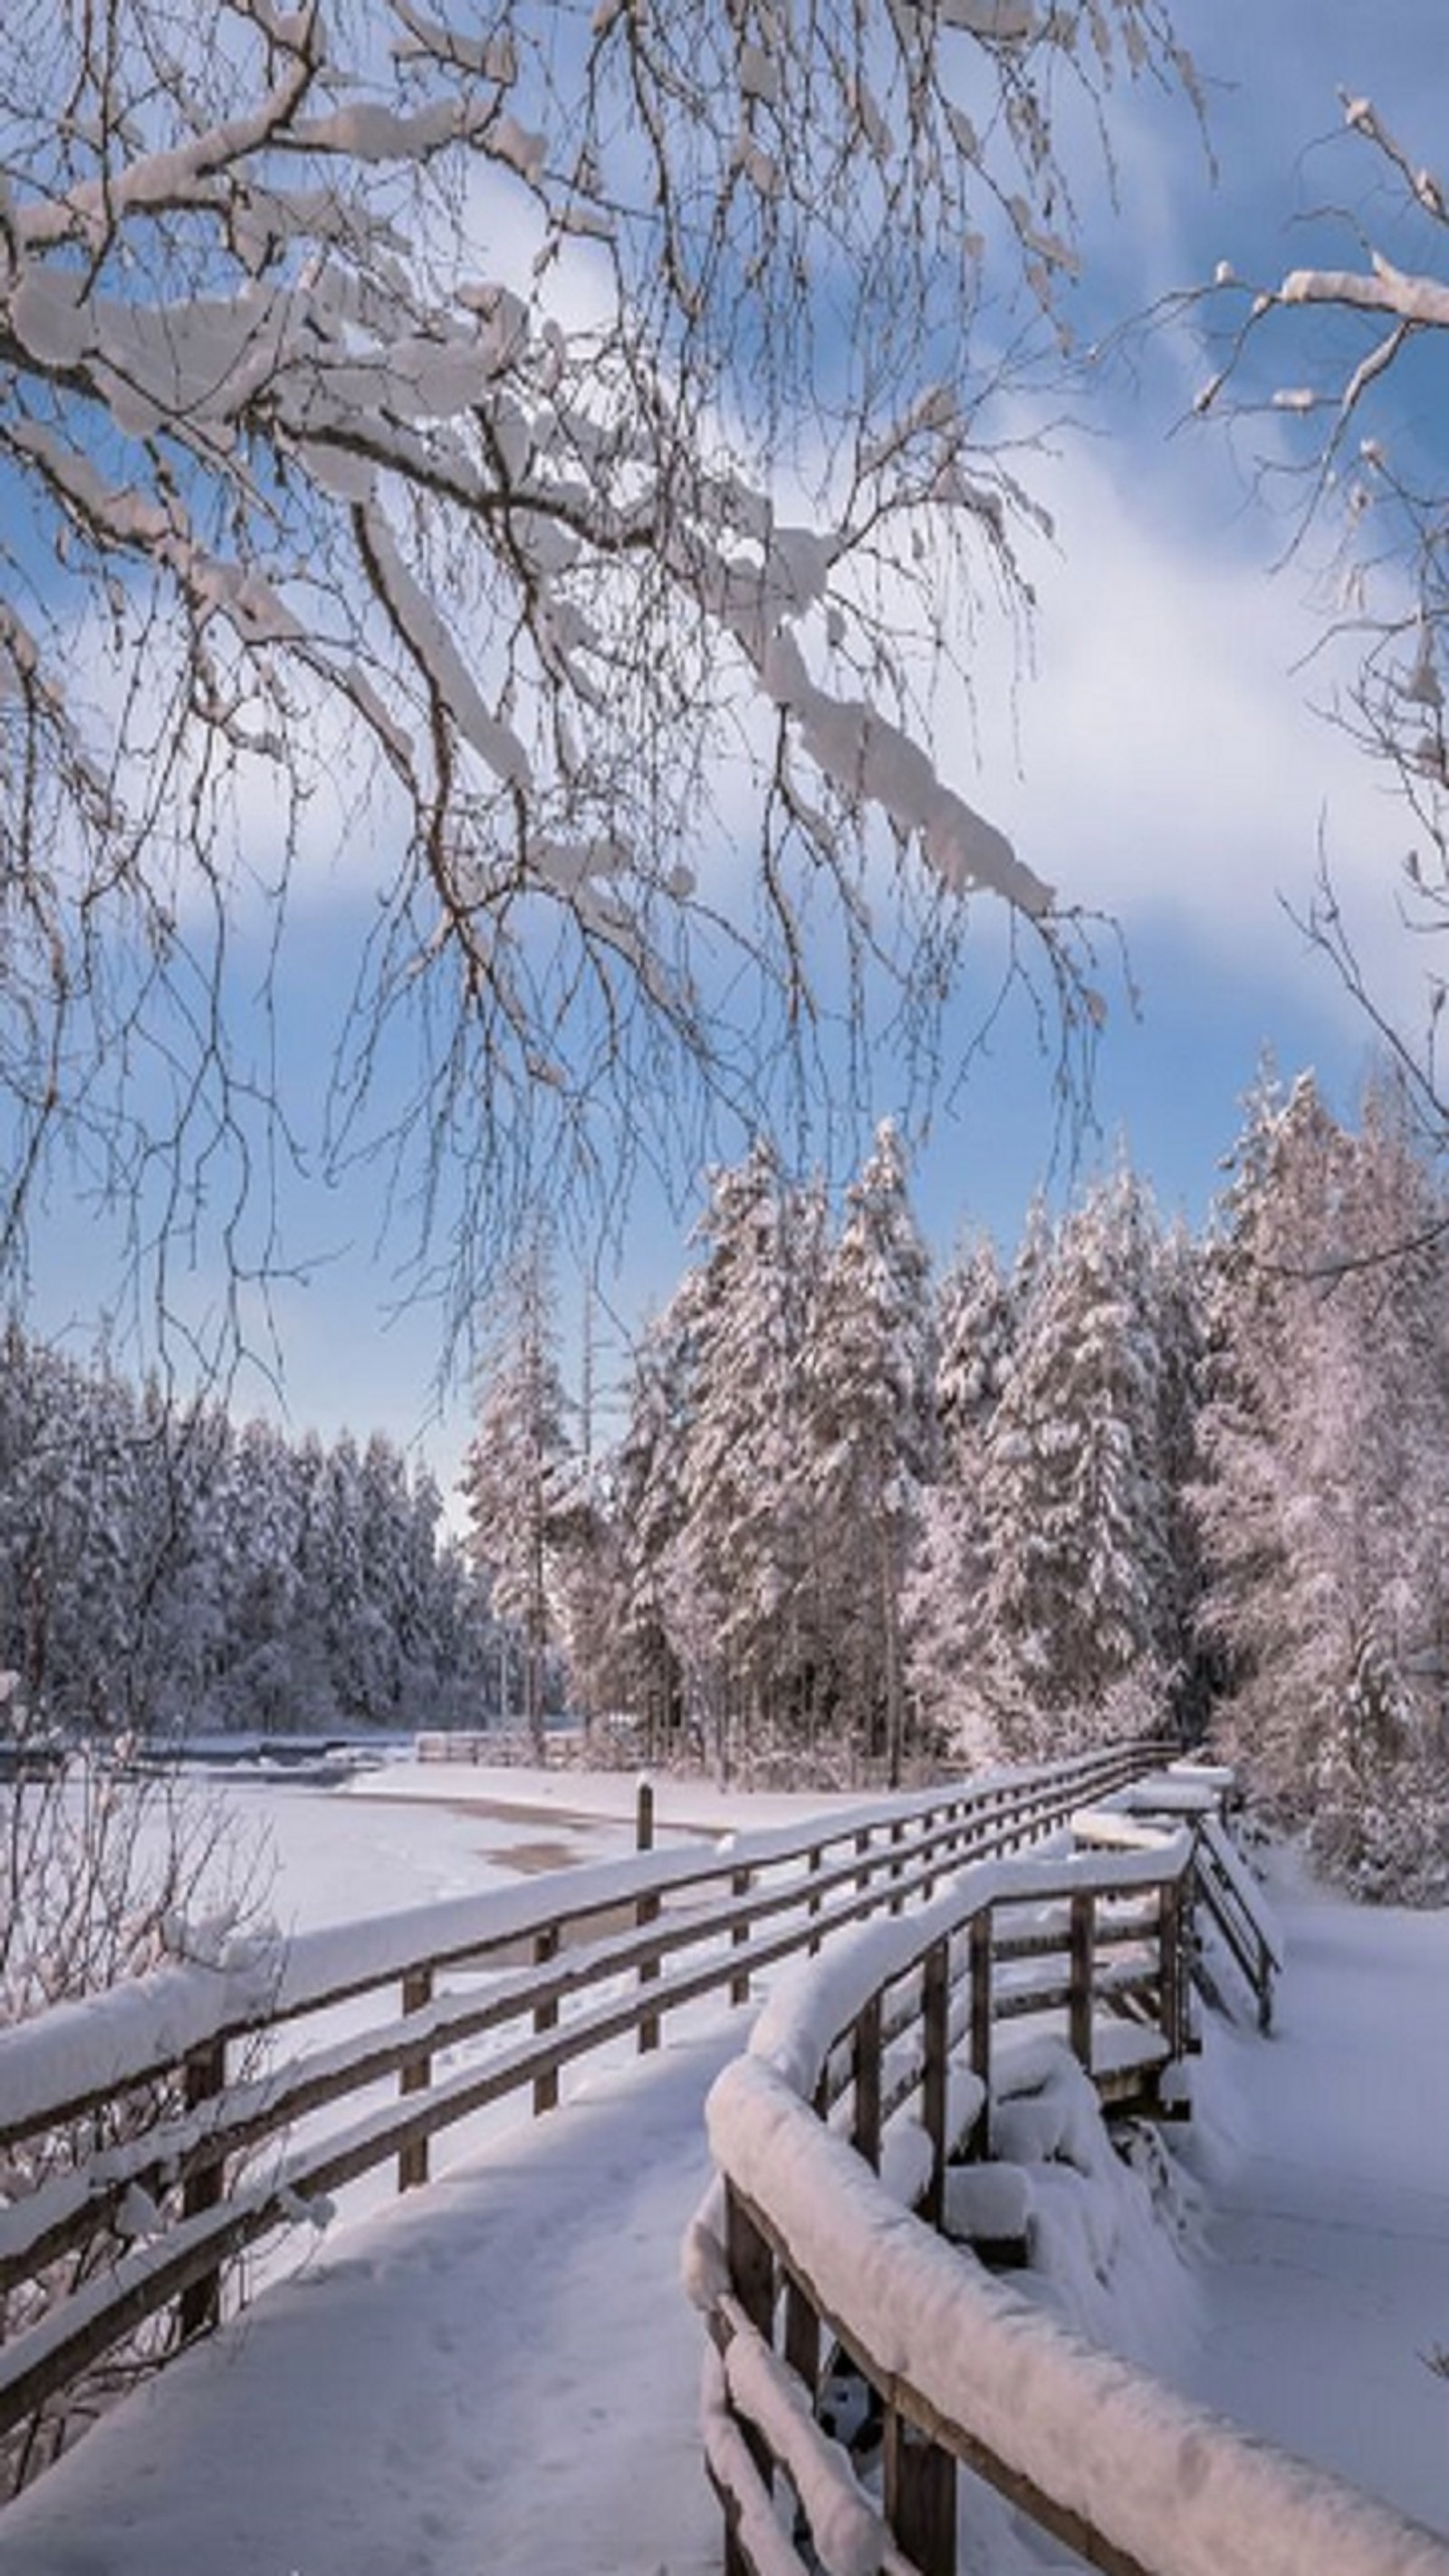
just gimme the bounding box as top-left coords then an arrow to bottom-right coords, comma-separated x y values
691,1799 -> 1449,2576
0,1741 -> 1170,2487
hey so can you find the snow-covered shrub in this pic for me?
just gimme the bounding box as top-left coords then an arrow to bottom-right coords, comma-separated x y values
0,1699 -> 273,2494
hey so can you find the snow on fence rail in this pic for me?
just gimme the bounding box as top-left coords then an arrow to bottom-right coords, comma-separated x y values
689,1797 -> 1449,2576
0,1740 -> 1168,2492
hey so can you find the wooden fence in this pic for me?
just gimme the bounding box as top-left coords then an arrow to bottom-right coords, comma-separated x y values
693,1804 -> 1449,2576
0,1740 -> 1167,2487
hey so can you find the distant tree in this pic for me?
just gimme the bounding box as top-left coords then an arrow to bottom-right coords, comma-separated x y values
971,1168 -> 1174,1756
1193,1068 -> 1449,1877
1151,1220 -> 1211,1735
660,1139 -> 820,1779
605,1303 -> 694,1762
904,1234 -> 1015,1762
803,1120 -> 935,1782
0,0 -> 1197,1342
461,1230 -> 576,1754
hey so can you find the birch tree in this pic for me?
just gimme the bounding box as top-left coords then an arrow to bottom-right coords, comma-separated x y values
1195,88 -> 1449,1128
0,0 -> 1197,1334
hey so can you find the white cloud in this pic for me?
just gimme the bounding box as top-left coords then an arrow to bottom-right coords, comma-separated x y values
959,432 -> 1423,1039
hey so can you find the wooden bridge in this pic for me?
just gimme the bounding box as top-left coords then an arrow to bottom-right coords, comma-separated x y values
2,1740 -> 1444,2576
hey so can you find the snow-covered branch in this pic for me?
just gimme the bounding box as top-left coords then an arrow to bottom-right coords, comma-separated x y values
0,0 -> 1195,1330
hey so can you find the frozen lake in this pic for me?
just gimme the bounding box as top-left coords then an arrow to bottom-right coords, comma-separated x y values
173,1754 -> 839,1937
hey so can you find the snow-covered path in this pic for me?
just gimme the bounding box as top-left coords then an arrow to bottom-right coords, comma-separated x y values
0,2017 -> 745,2576
1179,1856 -> 1449,2534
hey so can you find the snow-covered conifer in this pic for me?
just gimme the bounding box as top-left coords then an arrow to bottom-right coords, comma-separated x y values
803,1121 -> 934,1782
460,1229 -> 577,1754
972,1168 -> 1173,1756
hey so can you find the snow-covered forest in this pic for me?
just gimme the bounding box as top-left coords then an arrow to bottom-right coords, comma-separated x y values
460,1064 -> 1449,1900
7,1055 -> 1448,1904
0,1330 -> 496,1736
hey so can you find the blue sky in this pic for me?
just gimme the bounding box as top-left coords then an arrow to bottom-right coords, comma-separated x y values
16,1 -> 1447,1510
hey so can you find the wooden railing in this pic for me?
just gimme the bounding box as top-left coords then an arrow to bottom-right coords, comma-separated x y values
691,1800 -> 1449,2576
0,1741 -> 1168,2487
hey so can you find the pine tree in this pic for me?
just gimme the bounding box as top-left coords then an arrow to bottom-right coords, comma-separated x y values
660,1140 -> 820,1780
904,1235 -> 1015,1762
606,1302 -> 694,1762
971,1168 -> 1173,1757
460,1229 -> 577,1756
803,1121 -> 934,1783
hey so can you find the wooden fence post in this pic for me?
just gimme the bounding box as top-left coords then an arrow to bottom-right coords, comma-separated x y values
178,2035 -> 226,2341
1069,1891 -> 1094,2074
724,2180 -> 776,2576
731,1866 -> 751,2004
808,1846 -> 823,1956
885,2407 -> 957,2576
1158,1877 -> 1184,2064
853,1994 -> 882,2171
921,1937 -> 948,2230
398,1966 -> 433,2191
533,1924 -> 560,2115
637,1776 -> 660,2052
889,1815 -> 906,1913
969,1908 -> 993,2152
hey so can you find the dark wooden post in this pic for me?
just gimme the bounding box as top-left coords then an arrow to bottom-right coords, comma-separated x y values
784,2276 -> 820,2399
921,1937 -> 949,2230
723,2181 -> 776,2576
731,1866 -> 751,2004
855,1825 -> 871,1895
922,1807 -> 939,1901
852,1994 -> 882,2171
1158,1876 -> 1184,2063
885,2407 -> 957,2576
808,1845 -> 823,1956
398,1965 -> 433,2190
637,1776 -> 660,2052
888,1814 -> 906,1913
969,1907 -> 993,2152
1069,1891 -> 1094,2074
533,1923 -> 561,2114
178,2034 -> 226,2340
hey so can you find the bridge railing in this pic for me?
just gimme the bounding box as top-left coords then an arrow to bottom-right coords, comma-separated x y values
0,1739 -> 1167,2489
691,1802 -> 1449,2576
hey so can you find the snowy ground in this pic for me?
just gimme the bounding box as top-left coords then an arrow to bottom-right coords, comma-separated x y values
1174,1847 -> 1449,2534
3,1767 -> 1447,2572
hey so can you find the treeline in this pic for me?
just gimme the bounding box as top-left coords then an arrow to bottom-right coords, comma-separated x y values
465,1070 -> 1449,1898
0,1328 -> 496,1735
